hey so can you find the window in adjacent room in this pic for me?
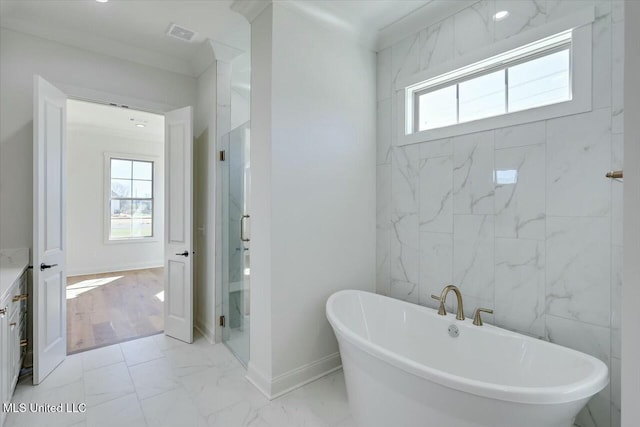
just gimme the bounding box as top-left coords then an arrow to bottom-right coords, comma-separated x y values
108,157 -> 154,240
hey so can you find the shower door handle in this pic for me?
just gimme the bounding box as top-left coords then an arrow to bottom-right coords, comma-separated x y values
240,215 -> 250,242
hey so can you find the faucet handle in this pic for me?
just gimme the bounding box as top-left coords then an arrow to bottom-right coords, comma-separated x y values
473,308 -> 493,326
430,294 -> 441,301
431,294 -> 448,316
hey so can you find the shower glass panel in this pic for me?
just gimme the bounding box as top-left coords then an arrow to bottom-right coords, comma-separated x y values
221,121 -> 250,366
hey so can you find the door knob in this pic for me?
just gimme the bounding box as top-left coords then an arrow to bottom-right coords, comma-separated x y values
40,263 -> 58,271
176,251 -> 189,257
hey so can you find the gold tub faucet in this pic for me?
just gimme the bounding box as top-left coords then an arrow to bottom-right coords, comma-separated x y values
431,285 -> 465,321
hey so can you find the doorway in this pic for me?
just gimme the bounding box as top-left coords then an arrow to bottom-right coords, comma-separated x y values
221,121 -> 251,365
65,100 -> 165,354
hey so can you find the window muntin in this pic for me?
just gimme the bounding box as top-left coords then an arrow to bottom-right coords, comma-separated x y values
408,30 -> 572,134
109,158 -> 154,240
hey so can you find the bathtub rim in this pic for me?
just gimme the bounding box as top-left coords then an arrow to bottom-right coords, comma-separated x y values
326,290 -> 609,405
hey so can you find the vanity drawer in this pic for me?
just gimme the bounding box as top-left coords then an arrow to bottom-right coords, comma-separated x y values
8,273 -> 27,319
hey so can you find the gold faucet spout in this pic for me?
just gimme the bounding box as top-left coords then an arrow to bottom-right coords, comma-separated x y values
435,285 -> 465,321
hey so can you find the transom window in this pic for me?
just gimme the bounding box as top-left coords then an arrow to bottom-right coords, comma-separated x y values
109,158 -> 154,240
407,30 -> 572,133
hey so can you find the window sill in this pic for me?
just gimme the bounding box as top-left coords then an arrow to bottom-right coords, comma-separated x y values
104,237 -> 159,245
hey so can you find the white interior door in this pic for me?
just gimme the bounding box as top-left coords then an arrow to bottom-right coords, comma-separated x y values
33,76 -> 67,384
164,106 -> 194,343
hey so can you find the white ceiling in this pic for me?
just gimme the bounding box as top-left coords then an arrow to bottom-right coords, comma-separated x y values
0,0 -> 250,76
67,99 -> 164,141
0,0 -> 438,77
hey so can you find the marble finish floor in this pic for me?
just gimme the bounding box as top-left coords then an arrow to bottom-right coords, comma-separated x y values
6,332 -> 355,427
66,268 -> 164,354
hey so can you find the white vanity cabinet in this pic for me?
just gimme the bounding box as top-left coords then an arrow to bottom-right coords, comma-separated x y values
0,249 -> 29,427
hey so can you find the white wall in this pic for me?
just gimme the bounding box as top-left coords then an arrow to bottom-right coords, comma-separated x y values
621,1 -> 639,425
248,3 -> 376,397
376,1 -> 623,426
0,28 -> 196,250
66,126 -> 164,275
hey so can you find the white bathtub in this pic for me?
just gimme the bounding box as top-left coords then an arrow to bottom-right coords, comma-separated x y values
326,290 -> 608,427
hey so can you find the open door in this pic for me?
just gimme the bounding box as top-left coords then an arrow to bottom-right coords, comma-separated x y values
164,106 -> 194,343
33,76 -> 67,384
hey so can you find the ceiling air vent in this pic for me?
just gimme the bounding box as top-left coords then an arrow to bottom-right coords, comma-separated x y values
166,23 -> 196,42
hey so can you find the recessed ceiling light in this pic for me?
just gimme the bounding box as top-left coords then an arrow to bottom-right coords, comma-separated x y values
493,10 -> 510,21
96,0 -> 109,3
135,124 -> 146,128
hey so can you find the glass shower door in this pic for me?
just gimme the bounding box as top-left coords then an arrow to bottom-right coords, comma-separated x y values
221,122 -> 250,365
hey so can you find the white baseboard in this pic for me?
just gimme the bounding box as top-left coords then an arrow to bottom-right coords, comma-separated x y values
195,320 -> 215,344
246,352 -> 342,400
67,262 -> 164,277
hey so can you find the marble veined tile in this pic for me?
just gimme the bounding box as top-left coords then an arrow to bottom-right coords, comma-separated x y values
453,215 -> 494,303
391,32 -> 420,85
419,137 -> 452,159
546,216 -> 611,327
86,393 -> 146,427
377,165 -> 392,296
610,245 -> 622,359
612,0 -> 623,22
611,20 -> 624,135
494,121 -> 545,150
419,155 -> 453,233
546,313 -> 614,427
206,400 -> 272,427
140,387 -> 206,427
494,144 -> 545,240
592,11 -> 612,110
453,131 -> 495,214
83,362 -> 135,407
377,47 -> 392,101
391,145 -> 420,213
420,232 -> 453,309
611,357 -> 621,427
494,0 -> 546,41
180,367 -> 268,418
545,314 -> 611,366
495,238 -> 545,337
390,212 -> 419,302
377,99 -> 392,165
546,0 -> 598,23
128,357 -> 181,400
454,0 -> 494,57
418,16 -> 454,71
546,108 -> 611,217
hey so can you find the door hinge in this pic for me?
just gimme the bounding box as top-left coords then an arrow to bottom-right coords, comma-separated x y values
219,315 -> 226,327
219,150 -> 226,161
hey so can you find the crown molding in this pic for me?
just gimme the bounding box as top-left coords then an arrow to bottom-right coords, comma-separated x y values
231,0 -> 272,23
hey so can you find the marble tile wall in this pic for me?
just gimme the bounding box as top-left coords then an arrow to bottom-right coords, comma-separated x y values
376,1 -> 624,426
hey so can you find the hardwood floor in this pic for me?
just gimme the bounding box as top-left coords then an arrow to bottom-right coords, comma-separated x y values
66,268 -> 164,354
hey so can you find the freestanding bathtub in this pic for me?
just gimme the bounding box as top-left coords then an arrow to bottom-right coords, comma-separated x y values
326,290 -> 608,427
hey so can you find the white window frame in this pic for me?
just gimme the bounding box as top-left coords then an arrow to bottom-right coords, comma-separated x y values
395,7 -> 595,146
104,152 -> 159,244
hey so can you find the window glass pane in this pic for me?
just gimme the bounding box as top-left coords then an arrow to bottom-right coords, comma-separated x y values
110,200 -> 132,238
111,159 -> 132,179
508,49 -> 570,112
132,200 -> 153,218
132,218 -> 153,237
133,161 -> 152,180
132,180 -> 152,198
111,179 -> 131,198
459,70 -> 506,122
417,85 -> 457,131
